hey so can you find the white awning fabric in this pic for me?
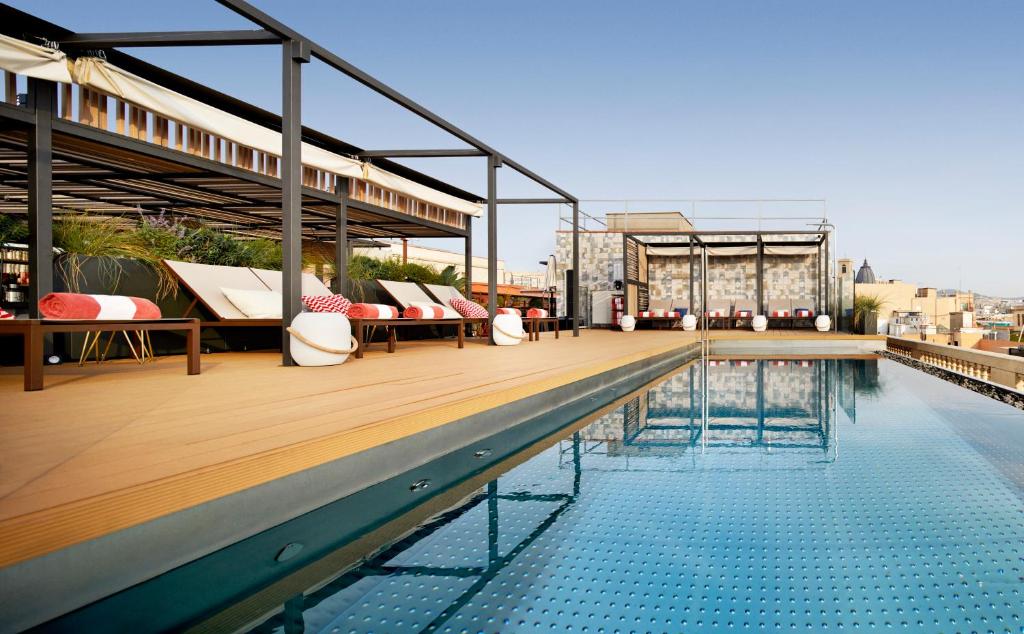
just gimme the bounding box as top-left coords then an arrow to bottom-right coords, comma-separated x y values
0,35 -> 482,217
647,244 -> 818,257
0,34 -> 73,83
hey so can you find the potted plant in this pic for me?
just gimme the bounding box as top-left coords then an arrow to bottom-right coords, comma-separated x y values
853,294 -> 884,335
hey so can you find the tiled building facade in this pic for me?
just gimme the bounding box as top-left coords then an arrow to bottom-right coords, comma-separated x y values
555,231 -> 822,318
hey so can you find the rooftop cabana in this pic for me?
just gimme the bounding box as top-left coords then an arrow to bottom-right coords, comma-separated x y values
623,230 -> 832,325
0,1 -> 581,364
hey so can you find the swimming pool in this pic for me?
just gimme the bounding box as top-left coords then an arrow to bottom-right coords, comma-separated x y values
52,357 -> 1024,633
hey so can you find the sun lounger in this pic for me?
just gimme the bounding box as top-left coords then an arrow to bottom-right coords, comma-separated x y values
422,283 -> 489,335
792,297 -> 816,325
732,299 -> 757,328
705,299 -> 732,328
767,298 -> 795,328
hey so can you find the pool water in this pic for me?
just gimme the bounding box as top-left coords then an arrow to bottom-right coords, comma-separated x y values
247,357 -> 1024,633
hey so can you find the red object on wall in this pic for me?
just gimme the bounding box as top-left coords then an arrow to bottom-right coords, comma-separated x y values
612,295 -> 624,326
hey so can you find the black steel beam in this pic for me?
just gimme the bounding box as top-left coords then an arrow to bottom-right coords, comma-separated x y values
27,78 -> 55,319
464,216 -> 473,300
495,198 -> 571,205
572,200 -> 579,336
281,40 -> 308,366
486,155 -> 498,343
335,177 -> 348,296
756,237 -> 764,315
61,29 -> 280,48
346,198 -> 467,238
357,149 -> 486,158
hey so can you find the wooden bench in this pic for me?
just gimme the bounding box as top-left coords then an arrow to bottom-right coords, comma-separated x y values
350,318 -> 465,358
0,318 -> 200,391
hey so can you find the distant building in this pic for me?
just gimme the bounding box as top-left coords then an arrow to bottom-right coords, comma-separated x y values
1013,306 -> 1024,329
854,259 -> 876,284
853,269 -> 974,333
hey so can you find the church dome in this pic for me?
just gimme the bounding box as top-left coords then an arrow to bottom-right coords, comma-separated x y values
855,259 -> 877,284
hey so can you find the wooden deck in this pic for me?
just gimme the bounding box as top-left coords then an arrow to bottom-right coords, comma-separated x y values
0,327 -> 882,569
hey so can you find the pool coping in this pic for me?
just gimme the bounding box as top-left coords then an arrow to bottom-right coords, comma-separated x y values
881,351 -> 1024,411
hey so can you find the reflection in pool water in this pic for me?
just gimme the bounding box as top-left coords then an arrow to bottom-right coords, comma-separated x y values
230,358 -> 1024,633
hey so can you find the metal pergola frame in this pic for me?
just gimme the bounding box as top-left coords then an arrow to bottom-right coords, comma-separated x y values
622,230 -> 832,322
2,0 -> 581,365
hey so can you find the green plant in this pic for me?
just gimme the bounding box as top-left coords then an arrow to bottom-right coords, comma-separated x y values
853,294 -> 884,332
438,265 -> 465,293
53,214 -> 176,297
0,214 -> 29,244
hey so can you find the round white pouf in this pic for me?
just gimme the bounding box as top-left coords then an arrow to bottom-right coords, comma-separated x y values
620,315 -> 636,332
681,314 -> 698,331
492,313 -> 526,346
815,314 -> 831,332
752,315 -> 768,332
288,312 -> 357,366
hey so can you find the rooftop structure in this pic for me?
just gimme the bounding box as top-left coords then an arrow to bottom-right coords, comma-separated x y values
0,1 -> 581,362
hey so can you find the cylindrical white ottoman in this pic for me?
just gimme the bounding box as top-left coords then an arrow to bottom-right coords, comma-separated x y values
752,315 -> 768,332
620,315 -> 636,332
492,313 -> 526,346
682,314 -> 697,331
287,312 -> 358,366
815,315 -> 831,332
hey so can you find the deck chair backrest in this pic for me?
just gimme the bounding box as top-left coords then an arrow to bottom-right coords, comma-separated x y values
163,259 -> 269,320
734,299 -> 757,314
251,268 -> 333,297
377,279 -> 437,309
707,298 -> 732,313
768,298 -> 793,315
649,298 -> 673,312
423,284 -> 466,310
792,297 -> 816,312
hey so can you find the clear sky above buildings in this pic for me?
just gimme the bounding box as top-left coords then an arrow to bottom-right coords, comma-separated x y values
14,0 -> 1024,295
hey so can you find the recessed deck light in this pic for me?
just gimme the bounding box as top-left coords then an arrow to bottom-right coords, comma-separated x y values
473,449 -> 492,458
275,542 -> 303,562
409,479 -> 431,491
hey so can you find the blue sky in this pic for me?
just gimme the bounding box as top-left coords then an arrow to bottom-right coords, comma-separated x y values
14,0 -> 1024,295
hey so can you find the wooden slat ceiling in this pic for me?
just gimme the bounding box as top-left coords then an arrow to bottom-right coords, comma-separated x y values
0,129 -> 463,241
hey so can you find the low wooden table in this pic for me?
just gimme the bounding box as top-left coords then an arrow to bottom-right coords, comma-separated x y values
527,317 -> 560,341
0,318 -> 200,391
350,318 -> 465,358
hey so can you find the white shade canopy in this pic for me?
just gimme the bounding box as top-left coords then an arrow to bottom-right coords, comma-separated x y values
0,35 -> 482,217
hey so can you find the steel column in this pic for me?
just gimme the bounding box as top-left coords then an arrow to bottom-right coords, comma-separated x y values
27,78 -> 55,318
688,237 -> 694,314
334,177 -> 349,295
464,216 -> 473,298
572,200 -> 580,336
281,39 -> 309,365
486,155 -> 499,344
824,231 -> 830,321
756,236 -> 764,315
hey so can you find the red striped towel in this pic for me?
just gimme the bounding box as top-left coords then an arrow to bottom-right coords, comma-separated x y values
38,293 -> 160,319
404,304 -> 448,319
795,308 -> 813,317
0,308 -> 13,320
347,303 -> 399,319
706,310 -> 726,318
496,307 -> 521,316
526,308 -> 549,318
735,310 -> 753,317
771,310 -> 791,317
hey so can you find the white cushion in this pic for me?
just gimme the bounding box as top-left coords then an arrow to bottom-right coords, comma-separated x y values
221,287 -> 282,319
620,314 -> 636,332
681,314 -> 698,331
752,315 -> 768,332
410,300 -> 459,319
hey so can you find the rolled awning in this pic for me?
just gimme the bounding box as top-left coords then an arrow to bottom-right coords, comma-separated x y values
0,34 -> 482,217
0,33 -> 73,83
